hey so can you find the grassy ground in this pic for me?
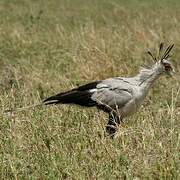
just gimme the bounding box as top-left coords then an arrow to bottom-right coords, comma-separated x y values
0,0 -> 179,179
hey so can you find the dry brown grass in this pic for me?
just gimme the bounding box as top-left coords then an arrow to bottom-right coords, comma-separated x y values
0,0 -> 179,179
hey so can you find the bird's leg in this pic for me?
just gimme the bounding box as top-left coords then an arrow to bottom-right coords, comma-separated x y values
106,111 -> 121,138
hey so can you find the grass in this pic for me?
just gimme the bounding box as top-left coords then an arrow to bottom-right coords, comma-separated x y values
0,0 -> 179,179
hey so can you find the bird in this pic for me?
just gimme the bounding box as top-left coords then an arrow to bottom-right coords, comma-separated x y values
43,43 -> 175,137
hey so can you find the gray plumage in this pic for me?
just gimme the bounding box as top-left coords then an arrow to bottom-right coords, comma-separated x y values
44,43 -> 175,137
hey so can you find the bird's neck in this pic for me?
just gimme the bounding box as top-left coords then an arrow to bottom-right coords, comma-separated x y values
136,66 -> 162,92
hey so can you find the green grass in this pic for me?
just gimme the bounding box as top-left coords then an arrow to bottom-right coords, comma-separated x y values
0,0 -> 179,179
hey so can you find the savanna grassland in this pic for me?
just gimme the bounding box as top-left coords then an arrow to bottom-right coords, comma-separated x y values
0,0 -> 179,179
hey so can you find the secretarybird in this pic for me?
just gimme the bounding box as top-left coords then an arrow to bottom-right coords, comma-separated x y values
44,43 -> 175,137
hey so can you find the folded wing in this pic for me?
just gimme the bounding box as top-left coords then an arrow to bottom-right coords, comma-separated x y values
92,79 -> 133,111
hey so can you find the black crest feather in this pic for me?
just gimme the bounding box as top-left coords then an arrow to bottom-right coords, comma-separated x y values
161,44 -> 174,60
147,43 -> 174,62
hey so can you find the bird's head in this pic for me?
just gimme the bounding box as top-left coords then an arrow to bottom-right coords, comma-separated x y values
159,58 -> 175,76
147,43 -> 175,76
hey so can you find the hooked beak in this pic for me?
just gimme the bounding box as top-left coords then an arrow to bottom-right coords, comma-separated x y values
168,68 -> 175,77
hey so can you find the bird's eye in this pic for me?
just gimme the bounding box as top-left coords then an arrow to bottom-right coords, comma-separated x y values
163,63 -> 172,71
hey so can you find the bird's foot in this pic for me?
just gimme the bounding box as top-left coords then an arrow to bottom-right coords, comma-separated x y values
105,125 -> 118,139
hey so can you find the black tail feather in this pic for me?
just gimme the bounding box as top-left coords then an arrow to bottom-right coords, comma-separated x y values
43,81 -> 100,107
43,90 -> 96,107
